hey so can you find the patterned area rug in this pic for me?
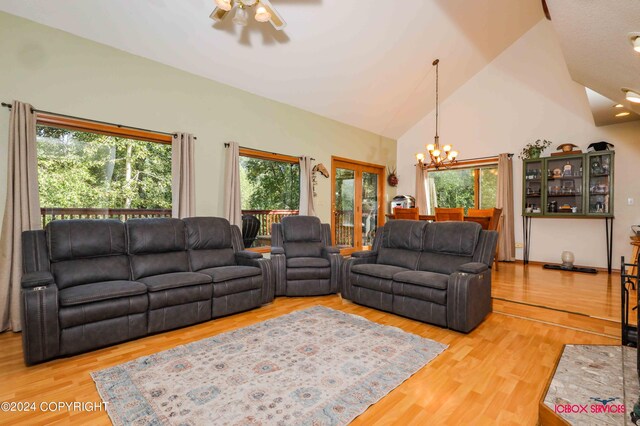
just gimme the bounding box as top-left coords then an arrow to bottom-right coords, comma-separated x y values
92,306 -> 447,425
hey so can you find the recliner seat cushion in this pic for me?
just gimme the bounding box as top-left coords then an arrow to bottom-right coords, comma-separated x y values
351,264 -> 409,280
392,271 -> 449,290
286,267 -> 331,280
286,257 -> 330,268
197,266 -> 261,283
392,282 -> 447,305
58,280 -> 147,306
423,222 -> 481,256
59,294 -> 148,329
139,272 -> 212,292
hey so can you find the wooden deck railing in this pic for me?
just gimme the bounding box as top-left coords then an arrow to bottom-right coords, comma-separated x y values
40,207 -> 172,228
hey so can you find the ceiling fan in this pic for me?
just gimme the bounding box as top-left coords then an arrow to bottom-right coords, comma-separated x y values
210,0 -> 286,31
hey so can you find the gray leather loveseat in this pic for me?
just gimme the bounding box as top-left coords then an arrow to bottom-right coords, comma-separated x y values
342,220 -> 498,333
20,217 -> 274,365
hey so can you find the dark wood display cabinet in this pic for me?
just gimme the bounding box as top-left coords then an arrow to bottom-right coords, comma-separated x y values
522,152 -> 615,272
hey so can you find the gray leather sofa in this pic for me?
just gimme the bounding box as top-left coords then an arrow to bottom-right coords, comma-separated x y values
342,220 -> 498,333
271,216 -> 341,296
20,217 -> 274,365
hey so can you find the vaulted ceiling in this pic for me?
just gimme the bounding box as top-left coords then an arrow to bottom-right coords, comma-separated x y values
0,0 -> 544,138
546,0 -> 640,124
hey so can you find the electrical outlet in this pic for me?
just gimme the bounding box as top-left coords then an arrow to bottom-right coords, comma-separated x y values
628,198 -> 635,206
515,243 -> 524,248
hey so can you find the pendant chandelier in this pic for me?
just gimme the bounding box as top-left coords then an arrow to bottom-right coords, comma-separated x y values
416,59 -> 458,170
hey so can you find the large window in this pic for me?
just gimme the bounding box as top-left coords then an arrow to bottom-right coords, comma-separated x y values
426,164 -> 498,214
239,148 -> 300,247
36,116 -> 172,226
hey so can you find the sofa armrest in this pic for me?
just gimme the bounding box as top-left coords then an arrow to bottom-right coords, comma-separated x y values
21,282 -> 60,364
235,250 -> 263,260
351,250 -> 378,259
322,246 -> 340,255
271,246 -> 285,256
235,256 -> 274,304
447,270 -> 492,333
457,262 -> 488,274
270,247 -> 286,296
340,254 -> 378,298
21,271 -> 55,289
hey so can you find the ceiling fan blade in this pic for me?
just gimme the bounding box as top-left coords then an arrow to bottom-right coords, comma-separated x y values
260,0 -> 286,30
210,6 -> 231,22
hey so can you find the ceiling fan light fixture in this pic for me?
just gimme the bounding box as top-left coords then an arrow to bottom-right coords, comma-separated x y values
215,0 -> 233,12
623,88 -> 640,104
232,6 -> 248,26
255,5 -> 271,22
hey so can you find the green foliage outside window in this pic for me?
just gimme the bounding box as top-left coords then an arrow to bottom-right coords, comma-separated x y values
239,156 -> 300,210
428,166 -> 498,213
37,126 -> 172,210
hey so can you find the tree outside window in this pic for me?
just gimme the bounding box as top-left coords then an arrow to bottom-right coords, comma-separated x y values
427,165 -> 498,214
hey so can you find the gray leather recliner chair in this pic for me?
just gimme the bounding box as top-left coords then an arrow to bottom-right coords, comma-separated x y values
270,216 -> 341,296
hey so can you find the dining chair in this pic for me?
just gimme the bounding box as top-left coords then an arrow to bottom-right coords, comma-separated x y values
393,207 -> 419,221
434,207 -> 464,222
468,207 -> 503,270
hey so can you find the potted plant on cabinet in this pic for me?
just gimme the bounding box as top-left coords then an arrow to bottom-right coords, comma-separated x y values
518,139 -> 552,159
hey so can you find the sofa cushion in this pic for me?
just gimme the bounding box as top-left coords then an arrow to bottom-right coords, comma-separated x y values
126,218 -> 187,254
380,220 -> 426,250
148,284 -> 212,310
59,294 -> 148,329
392,282 -> 447,305
287,267 -> 331,281
183,217 -> 233,250
287,257 -> 330,268
351,264 -> 409,280
139,272 -> 212,292
211,276 -> 262,298
417,252 -> 473,275
58,280 -> 147,306
351,273 -> 393,294
198,265 -> 261,283
377,247 -> 421,270
47,219 -> 126,262
281,216 -> 323,242
189,248 -> 237,271
392,271 -> 449,290
130,251 -> 190,280
423,222 -> 481,256
52,255 -> 131,290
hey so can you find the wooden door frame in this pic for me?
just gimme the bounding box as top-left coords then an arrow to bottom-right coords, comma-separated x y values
331,156 -> 386,255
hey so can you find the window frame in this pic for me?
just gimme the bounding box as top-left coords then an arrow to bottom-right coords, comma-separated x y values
426,157 -> 498,211
239,147 -> 301,253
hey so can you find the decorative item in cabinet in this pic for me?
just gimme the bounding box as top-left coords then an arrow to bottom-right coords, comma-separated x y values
587,152 -> 614,215
523,159 -> 543,214
546,155 -> 584,215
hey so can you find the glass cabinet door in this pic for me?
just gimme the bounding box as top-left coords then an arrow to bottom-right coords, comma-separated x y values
587,152 -> 614,215
545,155 -> 584,215
523,160 -> 544,215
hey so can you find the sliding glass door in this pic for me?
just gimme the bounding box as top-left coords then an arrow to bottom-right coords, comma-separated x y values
332,157 -> 385,254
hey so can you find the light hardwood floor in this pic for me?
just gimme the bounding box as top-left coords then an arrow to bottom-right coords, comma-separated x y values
0,264 -> 628,425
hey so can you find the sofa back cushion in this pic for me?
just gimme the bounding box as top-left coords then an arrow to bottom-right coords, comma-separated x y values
422,222 -> 480,256
417,222 -> 481,274
376,221 -> 426,270
281,216 -> 323,258
183,217 -> 236,271
47,220 -> 130,289
126,218 -> 189,279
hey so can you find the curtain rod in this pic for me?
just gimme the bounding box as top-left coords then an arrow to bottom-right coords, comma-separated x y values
224,143 -> 315,161
1,102 -> 196,140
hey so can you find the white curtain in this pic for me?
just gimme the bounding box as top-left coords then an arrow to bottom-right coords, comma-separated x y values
0,101 -> 41,332
414,165 -> 427,215
496,153 -> 516,261
299,156 -> 316,216
171,133 -> 196,218
224,142 -> 242,227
